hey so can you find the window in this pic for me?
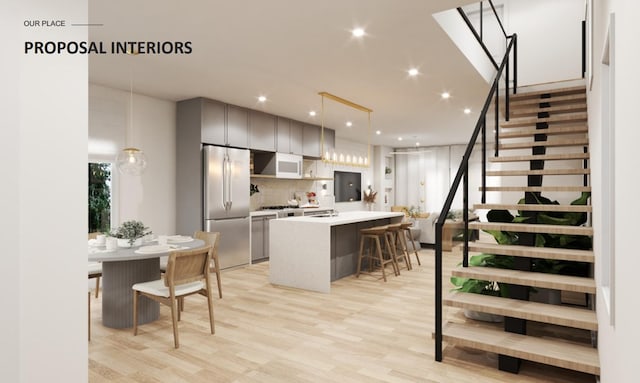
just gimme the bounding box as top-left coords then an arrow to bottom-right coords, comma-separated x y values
88,162 -> 112,233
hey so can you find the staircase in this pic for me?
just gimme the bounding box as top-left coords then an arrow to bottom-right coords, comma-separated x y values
440,84 -> 600,376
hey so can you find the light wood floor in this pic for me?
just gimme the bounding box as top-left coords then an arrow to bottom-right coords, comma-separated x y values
89,246 -> 595,383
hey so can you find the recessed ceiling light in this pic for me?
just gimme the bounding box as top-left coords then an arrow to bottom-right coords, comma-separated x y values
408,68 -> 419,76
415,142 -> 420,146
352,28 -> 365,37
464,108 -> 471,114
441,92 -> 451,99
258,96 -> 266,102
346,121 -> 353,127
376,130 -> 381,135
309,111 -> 316,116
398,137 -> 403,141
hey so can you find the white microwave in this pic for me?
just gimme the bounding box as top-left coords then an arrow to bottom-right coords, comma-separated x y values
253,152 -> 303,179
274,153 -> 302,179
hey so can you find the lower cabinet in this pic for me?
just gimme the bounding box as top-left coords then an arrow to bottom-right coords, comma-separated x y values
330,218 -> 391,280
251,215 -> 276,263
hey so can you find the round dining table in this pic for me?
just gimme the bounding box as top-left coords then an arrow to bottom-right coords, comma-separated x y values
88,238 -> 205,329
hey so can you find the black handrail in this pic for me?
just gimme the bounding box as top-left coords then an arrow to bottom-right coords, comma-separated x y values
488,0 -> 508,39
457,7 -> 499,70
434,34 -> 517,363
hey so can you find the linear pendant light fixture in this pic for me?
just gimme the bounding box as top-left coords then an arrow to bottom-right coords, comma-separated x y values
116,64 -> 147,176
318,91 -> 372,167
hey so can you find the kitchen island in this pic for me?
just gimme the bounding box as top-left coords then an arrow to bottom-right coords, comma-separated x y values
269,211 -> 405,293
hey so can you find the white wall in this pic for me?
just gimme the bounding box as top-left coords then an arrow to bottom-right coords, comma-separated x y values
3,1 -> 88,381
590,0 -> 640,381
507,0 -> 585,86
89,84 -> 177,236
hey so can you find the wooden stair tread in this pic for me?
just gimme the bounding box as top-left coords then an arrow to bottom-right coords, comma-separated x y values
441,322 -> 600,375
486,168 -> 590,176
509,93 -> 586,107
509,85 -> 587,101
467,242 -> 594,263
444,291 -> 597,330
499,124 -> 588,139
473,203 -> 592,213
469,221 -> 593,236
489,152 -> 590,162
499,138 -> 589,150
510,103 -> 587,117
501,113 -> 587,128
451,266 -> 596,293
481,186 -> 591,192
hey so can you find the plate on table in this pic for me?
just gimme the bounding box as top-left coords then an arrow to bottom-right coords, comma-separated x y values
166,235 -> 193,244
135,245 -> 172,254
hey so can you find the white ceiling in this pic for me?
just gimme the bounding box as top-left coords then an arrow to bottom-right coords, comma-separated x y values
89,0 -> 489,148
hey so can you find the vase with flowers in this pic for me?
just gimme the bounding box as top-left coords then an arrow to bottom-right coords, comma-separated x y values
306,191 -> 317,205
363,188 -> 377,210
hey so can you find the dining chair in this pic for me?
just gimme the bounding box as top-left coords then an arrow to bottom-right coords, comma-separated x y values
88,232 -> 102,298
132,245 -> 216,348
160,231 -> 223,299
194,231 -> 223,299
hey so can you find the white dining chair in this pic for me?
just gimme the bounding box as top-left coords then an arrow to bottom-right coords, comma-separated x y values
88,232 -> 102,298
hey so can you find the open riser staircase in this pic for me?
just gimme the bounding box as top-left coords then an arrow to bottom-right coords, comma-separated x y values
440,84 -> 600,377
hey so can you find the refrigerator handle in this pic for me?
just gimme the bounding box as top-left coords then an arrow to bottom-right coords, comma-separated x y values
299,159 -> 302,176
222,154 -> 230,210
227,155 -> 233,210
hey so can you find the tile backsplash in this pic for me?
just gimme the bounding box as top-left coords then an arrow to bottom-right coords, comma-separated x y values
250,178 -> 322,210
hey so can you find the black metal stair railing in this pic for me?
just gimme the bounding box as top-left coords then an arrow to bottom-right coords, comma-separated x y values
434,1 -> 517,362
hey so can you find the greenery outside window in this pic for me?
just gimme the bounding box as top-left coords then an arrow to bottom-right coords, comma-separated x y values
89,162 -> 112,233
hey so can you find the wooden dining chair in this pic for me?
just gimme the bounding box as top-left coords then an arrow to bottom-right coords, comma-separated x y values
88,232 -> 102,298
132,245 -> 215,348
194,231 -> 223,299
160,231 -> 223,299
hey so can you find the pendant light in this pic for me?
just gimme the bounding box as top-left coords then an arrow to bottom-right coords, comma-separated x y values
116,70 -> 147,176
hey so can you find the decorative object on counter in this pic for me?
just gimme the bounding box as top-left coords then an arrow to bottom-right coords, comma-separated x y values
306,191 -> 317,205
363,188 -> 377,204
109,220 -> 152,247
318,91 -> 372,168
250,183 -> 260,196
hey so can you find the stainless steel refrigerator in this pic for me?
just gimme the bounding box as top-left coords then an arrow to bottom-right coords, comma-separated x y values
203,145 -> 250,269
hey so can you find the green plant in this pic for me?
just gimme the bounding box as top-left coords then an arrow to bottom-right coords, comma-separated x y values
110,220 -> 151,246
88,163 -> 111,233
451,192 -> 592,298
450,253 -> 513,297
485,192 -> 592,275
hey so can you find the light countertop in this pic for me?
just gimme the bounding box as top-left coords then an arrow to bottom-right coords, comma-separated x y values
274,211 -> 405,226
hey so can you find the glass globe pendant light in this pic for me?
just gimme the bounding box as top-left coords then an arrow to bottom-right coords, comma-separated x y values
116,73 -> 147,176
116,147 -> 147,176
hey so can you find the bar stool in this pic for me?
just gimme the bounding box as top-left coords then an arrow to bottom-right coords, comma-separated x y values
356,225 -> 398,282
385,223 -> 411,273
400,222 -> 421,266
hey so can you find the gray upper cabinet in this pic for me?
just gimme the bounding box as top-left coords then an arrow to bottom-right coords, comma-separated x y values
290,120 -> 303,155
201,98 -> 226,145
200,99 -> 248,148
249,110 -> 276,152
226,105 -> 249,148
277,117 -> 303,155
302,123 -> 322,159
322,127 -> 335,158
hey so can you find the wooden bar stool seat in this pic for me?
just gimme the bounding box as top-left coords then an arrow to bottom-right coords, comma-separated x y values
356,225 -> 398,282
400,222 -> 421,266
